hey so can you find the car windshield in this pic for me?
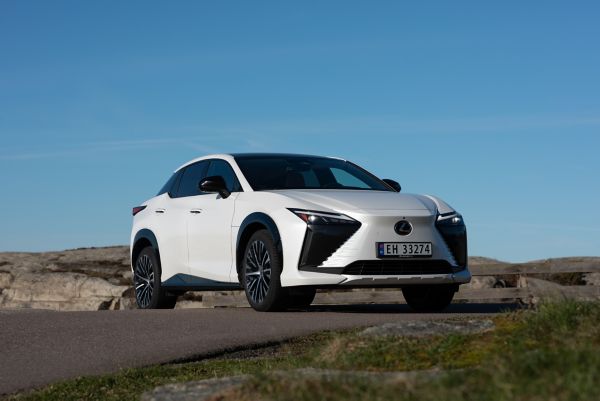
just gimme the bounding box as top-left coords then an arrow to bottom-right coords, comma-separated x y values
234,155 -> 393,191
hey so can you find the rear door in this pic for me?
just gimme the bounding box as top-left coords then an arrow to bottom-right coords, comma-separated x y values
186,159 -> 241,283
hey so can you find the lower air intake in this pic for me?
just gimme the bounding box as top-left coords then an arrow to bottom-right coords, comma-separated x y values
343,260 -> 454,275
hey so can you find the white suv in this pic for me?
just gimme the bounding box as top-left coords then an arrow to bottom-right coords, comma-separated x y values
131,153 -> 470,312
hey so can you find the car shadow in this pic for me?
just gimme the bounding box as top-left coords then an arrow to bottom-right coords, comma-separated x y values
299,303 -> 522,314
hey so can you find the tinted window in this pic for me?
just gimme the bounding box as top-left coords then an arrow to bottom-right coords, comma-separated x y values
157,172 -> 180,196
234,155 -> 392,191
175,161 -> 209,197
206,159 -> 242,192
330,168 -> 370,189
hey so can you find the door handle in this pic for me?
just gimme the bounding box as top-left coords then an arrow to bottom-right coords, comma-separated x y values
155,208 -> 166,214
189,209 -> 202,214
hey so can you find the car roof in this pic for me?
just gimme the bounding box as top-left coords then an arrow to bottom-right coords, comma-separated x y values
175,153 -> 234,172
176,153 -> 345,172
230,152 -> 339,159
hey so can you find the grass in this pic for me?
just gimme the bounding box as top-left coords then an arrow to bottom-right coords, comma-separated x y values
6,301 -> 600,401
233,301 -> 600,401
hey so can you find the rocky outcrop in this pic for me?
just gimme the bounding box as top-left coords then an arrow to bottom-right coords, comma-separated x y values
0,247 -> 132,311
1,246 -> 599,311
0,271 -> 128,311
360,319 -> 495,338
0,246 -> 225,310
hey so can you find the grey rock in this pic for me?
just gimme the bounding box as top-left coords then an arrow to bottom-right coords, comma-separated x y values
142,369 -> 441,401
583,273 -> 600,286
174,300 -> 207,309
517,276 -> 600,304
518,276 -> 565,305
0,272 -> 14,291
464,276 -> 498,289
361,319 -> 495,338
0,247 -> 131,311
141,375 -> 249,401
273,367 -> 441,384
118,295 -> 137,310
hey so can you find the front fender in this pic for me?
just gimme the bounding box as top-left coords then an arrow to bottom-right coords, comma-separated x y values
236,213 -> 282,276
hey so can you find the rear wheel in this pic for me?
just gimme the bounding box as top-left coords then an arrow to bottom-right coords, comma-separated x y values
242,230 -> 288,311
402,285 -> 456,312
133,246 -> 177,309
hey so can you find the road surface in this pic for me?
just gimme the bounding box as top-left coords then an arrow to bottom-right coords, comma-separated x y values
0,303 -> 513,395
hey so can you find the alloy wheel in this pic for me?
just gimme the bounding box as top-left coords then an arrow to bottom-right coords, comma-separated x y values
244,240 -> 272,304
134,254 -> 154,308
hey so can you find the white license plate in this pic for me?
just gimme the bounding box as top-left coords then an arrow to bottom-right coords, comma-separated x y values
377,242 -> 432,257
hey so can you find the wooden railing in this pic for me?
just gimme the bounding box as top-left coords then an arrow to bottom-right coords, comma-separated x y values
194,261 -> 600,308
459,261 -> 600,303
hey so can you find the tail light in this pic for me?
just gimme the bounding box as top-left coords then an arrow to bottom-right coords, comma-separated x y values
132,206 -> 147,216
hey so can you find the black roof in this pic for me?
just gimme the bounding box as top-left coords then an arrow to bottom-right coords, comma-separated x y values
231,153 -> 339,160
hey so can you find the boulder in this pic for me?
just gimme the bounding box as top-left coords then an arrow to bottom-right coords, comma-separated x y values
518,276 -> 579,304
361,319 -> 495,338
583,273 -> 600,286
141,376 -> 249,401
464,276 -> 498,289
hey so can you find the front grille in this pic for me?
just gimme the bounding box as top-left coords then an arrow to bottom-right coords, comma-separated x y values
343,260 -> 454,275
298,222 -> 361,269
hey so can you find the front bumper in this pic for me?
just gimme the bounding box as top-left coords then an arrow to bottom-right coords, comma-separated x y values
280,263 -> 471,288
279,208 -> 470,288
297,209 -> 466,272
338,266 -> 471,286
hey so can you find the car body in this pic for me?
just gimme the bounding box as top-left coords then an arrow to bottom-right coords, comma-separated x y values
130,153 -> 470,311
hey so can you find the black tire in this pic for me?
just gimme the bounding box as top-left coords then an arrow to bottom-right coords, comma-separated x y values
402,285 -> 456,312
242,230 -> 288,312
133,246 -> 177,309
287,287 -> 317,310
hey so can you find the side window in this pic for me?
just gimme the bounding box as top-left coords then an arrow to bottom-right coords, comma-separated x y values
175,161 -> 209,197
205,159 -> 242,192
330,167 -> 370,189
157,172 -> 180,197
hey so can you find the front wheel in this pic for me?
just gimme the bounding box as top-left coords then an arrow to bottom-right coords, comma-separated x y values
402,285 -> 456,312
242,230 -> 288,312
133,246 -> 177,309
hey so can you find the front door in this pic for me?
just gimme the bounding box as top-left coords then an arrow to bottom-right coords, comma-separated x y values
186,159 -> 241,283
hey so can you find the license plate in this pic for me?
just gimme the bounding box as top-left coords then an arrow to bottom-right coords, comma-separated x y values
377,242 -> 432,257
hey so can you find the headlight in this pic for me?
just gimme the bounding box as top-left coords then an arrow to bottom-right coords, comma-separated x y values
437,213 -> 464,225
288,208 -> 358,225
435,212 -> 467,269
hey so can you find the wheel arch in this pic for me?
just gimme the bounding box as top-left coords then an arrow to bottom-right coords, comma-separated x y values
236,213 -> 282,280
132,229 -> 161,272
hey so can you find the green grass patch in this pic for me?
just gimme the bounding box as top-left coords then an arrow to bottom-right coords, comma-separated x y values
233,301 -> 600,401
6,301 -> 600,401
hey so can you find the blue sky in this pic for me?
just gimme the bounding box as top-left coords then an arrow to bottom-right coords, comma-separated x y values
1,1 -> 599,262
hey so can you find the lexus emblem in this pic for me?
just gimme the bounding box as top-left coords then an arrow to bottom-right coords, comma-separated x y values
394,220 -> 412,236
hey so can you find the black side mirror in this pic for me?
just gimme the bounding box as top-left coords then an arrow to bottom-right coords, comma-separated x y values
199,176 -> 231,199
382,179 -> 401,192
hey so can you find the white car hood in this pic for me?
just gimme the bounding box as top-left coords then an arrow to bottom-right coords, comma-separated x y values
271,190 -> 443,213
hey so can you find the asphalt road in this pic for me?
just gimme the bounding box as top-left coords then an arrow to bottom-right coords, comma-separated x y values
0,303 -> 513,395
